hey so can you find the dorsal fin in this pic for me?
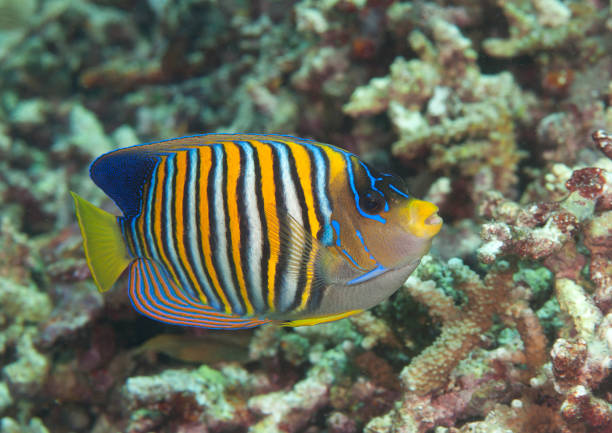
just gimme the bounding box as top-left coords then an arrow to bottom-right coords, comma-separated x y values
89,147 -> 157,218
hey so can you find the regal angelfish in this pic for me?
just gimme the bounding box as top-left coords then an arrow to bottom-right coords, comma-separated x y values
72,134 -> 442,328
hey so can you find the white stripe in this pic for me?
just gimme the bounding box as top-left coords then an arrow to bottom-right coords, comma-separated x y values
310,145 -> 332,222
269,141 -> 303,311
162,154 -> 193,297
240,143 -> 265,312
186,150 -> 220,308
211,145 -> 242,313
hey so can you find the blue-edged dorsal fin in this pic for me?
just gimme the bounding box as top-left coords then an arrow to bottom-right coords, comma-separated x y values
128,258 -> 271,329
88,134 -> 331,219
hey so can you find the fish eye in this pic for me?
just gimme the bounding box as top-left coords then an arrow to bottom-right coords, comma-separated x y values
361,190 -> 385,214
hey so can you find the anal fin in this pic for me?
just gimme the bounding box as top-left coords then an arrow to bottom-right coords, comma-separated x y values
129,259 -> 271,329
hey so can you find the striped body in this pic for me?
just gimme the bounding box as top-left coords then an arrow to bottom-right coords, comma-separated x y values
76,133 -> 442,328
120,136 -> 339,318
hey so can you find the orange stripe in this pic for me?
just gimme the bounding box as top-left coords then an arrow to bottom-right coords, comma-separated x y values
322,146 -> 347,184
224,142 -> 254,315
173,152 -> 208,304
250,140 -> 279,311
197,147 -> 232,313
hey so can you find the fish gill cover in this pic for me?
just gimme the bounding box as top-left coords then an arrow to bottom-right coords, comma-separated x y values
0,0 -> 611,432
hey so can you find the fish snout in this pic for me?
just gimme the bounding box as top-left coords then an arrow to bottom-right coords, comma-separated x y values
406,199 -> 443,238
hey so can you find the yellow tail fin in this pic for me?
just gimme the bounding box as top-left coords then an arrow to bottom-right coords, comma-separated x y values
71,192 -> 132,292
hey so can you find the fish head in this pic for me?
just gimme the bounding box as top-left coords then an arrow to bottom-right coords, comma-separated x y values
333,157 -> 442,270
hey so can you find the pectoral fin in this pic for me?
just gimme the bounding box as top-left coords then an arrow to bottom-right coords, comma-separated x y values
263,207 -> 373,296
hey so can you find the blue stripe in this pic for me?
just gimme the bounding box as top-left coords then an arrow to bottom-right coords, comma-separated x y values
331,220 -> 342,247
359,161 -> 389,212
119,218 -> 136,257
130,260 -> 264,329
304,143 -> 333,245
133,260 -> 207,328
359,161 -> 382,193
347,264 -> 387,285
331,220 -> 367,271
130,218 -> 143,256
144,158 -> 161,262
345,155 -> 386,224
162,154 -> 196,299
389,184 -> 410,198
341,248 -> 367,270
355,229 -> 377,263
263,140 -> 303,312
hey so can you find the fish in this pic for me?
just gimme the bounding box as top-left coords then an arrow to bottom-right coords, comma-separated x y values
72,134 -> 442,329
133,333 -> 251,364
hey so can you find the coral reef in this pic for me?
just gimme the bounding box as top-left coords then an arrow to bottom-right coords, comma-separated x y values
365,130 -> 612,432
1,0 -> 612,432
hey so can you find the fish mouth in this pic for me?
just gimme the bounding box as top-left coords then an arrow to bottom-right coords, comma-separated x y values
406,199 -> 443,238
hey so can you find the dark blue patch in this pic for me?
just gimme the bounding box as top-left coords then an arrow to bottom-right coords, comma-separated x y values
90,150 -> 157,219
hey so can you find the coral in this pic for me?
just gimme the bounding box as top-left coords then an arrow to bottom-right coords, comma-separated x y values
344,13 -> 533,199
594,130 -> 612,160
0,382 -> 12,413
123,366 -> 251,433
0,417 -> 50,433
364,131 -> 612,432
552,277 -> 612,431
2,330 -> 49,397
397,256 -> 548,397
0,273 -> 51,398
482,0 -> 601,58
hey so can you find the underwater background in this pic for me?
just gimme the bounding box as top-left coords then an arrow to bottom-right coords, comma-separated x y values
1,0 -> 612,432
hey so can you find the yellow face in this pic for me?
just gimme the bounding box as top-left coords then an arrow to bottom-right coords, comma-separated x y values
328,156 -> 442,271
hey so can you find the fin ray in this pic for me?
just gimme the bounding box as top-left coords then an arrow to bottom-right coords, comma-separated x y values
71,192 -> 132,292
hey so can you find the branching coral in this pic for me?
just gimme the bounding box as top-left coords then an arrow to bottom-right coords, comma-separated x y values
344,13 -> 532,195
482,0 -> 602,58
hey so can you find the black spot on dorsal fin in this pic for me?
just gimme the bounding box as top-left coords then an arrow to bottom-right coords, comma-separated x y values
90,148 -> 157,219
